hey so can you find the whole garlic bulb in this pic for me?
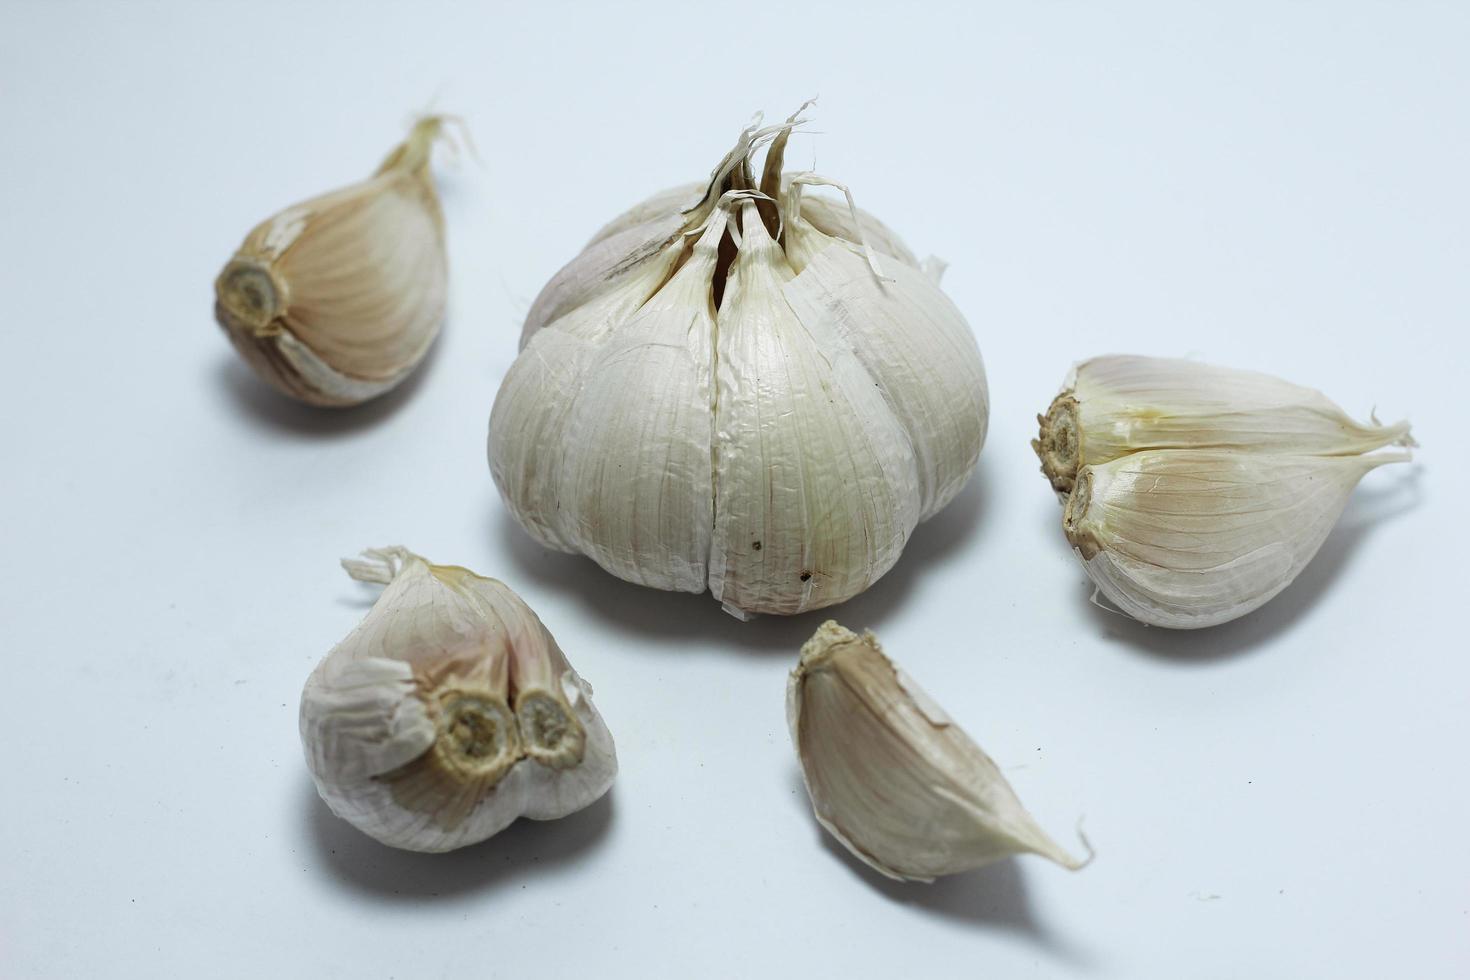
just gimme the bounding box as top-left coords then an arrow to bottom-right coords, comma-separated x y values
789,622 -> 1089,882
1035,356 -> 1414,628
300,547 -> 616,852
214,117 -> 450,407
489,110 -> 989,619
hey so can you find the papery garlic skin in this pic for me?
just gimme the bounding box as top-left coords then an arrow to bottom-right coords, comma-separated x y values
1065,450 -> 1407,629
215,118 -> 449,407
792,188 -> 920,271
1034,355 -> 1413,496
788,622 -> 1087,882
490,110 -> 988,619
300,548 -> 615,852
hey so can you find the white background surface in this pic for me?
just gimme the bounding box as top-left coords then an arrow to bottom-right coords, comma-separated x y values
2,2 -> 1466,977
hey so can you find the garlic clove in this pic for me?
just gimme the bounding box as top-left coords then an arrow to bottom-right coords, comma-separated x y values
552,213 -> 723,592
1065,449 -> 1410,628
215,117 -> 450,407
782,188 -> 989,518
1034,355 -> 1415,496
514,671 -> 619,821
709,203 -> 921,618
789,621 -> 1088,882
300,547 -> 616,852
489,236 -> 686,553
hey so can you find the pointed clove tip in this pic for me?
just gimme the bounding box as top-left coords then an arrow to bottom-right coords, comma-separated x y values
1057,819 -> 1097,871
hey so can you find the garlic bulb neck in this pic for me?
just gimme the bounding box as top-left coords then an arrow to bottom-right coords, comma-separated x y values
789,621 -> 1090,881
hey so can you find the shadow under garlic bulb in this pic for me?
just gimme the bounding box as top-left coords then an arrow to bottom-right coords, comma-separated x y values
1034,356 -> 1414,629
489,107 -> 989,620
214,117 -> 450,407
300,547 -> 616,852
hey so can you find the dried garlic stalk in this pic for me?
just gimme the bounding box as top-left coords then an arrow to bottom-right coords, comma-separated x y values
1035,356 -> 1414,628
490,106 -> 988,619
788,622 -> 1089,882
215,117 -> 452,406
300,547 -> 615,852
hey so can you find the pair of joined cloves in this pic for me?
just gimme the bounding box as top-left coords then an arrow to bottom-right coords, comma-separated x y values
1034,356 -> 1414,629
300,548 -> 615,853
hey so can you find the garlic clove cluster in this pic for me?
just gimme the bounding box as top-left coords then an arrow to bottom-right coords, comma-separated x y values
490,109 -> 989,619
1035,356 -> 1413,628
215,117 -> 451,407
300,547 -> 616,852
788,622 -> 1089,882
